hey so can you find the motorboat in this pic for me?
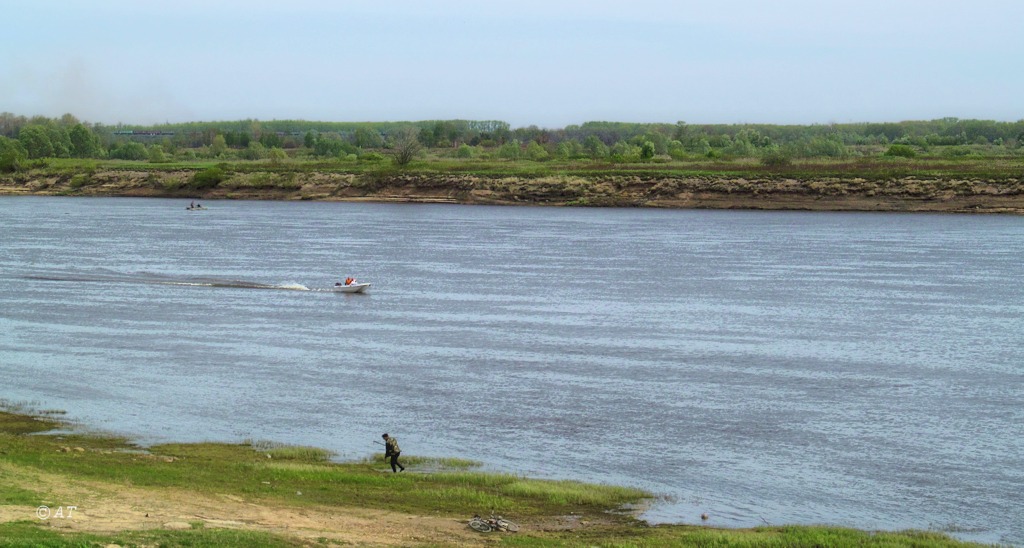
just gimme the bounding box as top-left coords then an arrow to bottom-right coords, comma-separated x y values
331,282 -> 371,294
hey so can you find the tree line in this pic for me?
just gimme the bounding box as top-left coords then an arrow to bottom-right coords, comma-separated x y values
2,112 -> 1023,172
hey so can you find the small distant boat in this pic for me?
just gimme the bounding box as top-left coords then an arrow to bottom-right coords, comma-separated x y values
186,206 -> 207,211
331,282 -> 371,294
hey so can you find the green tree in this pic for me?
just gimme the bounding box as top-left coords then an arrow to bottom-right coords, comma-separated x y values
610,141 -> 640,162
760,146 -> 792,167
108,141 -> 147,160
640,141 -> 655,160
353,127 -> 383,148
417,127 -> 437,148
667,140 -> 687,160
210,134 -> 228,157
526,141 -> 549,161
632,132 -> 667,154
556,139 -> 584,159
45,125 -> 72,157
497,140 -> 521,160
304,131 -> 317,149
68,124 -> 101,158
455,144 -> 475,158
268,147 -> 288,165
685,137 -> 711,155
313,136 -> 345,157
240,141 -> 266,160
147,145 -> 166,163
18,125 -> 54,158
159,138 -> 177,156
725,138 -> 756,157
583,135 -> 608,159
0,136 -> 28,172
258,132 -> 282,148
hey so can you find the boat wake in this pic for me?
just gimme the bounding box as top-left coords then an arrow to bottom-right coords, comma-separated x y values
23,269 -> 312,292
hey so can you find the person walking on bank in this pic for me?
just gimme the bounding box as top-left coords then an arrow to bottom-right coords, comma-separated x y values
382,433 -> 405,472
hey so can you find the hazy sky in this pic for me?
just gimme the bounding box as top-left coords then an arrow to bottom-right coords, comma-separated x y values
3,0 -> 1022,127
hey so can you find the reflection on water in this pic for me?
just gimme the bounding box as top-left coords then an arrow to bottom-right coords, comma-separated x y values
1,197 -> 1022,545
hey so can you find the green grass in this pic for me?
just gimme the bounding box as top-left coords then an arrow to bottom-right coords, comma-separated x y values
0,414 -> 55,436
501,479 -> 643,507
0,521 -> 303,547
25,152 -> 1024,181
0,412 -> 647,519
499,524 -> 988,547
0,519 -> 985,548
0,484 -> 42,506
249,440 -> 335,461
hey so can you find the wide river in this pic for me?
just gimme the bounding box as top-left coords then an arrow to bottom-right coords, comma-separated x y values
1,196 -> 1021,544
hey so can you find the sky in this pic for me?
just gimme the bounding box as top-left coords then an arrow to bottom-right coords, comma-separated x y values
2,0 -> 1023,128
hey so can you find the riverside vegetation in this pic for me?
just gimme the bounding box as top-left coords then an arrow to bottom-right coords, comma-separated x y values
1,114 -> 1023,213
0,407 -> 991,547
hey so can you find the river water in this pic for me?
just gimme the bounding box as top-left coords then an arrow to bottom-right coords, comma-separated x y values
1,196 -> 1021,544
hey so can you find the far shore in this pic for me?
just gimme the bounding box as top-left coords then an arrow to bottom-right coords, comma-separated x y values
2,164 -> 1023,214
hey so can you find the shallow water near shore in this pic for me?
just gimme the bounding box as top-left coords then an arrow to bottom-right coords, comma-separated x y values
1,196 -> 1022,545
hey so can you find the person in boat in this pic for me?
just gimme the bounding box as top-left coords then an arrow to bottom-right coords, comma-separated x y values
345,277 -> 355,285
190,201 -> 195,208
382,433 -> 405,472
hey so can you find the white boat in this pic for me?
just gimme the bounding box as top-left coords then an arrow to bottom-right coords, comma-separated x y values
186,206 -> 207,210
331,282 -> 371,294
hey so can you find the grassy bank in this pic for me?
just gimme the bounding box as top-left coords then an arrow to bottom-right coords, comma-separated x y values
22,153 -> 1024,179
3,156 -> 1024,214
0,409 -> 991,547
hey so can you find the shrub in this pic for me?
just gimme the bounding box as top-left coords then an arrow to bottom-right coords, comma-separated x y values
456,144 -> 475,158
760,148 -> 792,168
640,141 -> 656,160
314,136 -> 347,157
610,141 -> 641,162
147,145 -> 167,163
68,174 -> 91,189
526,141 -> 549,161
109,141 -> 148,161
497,141 -> 521,160
359,152 -> 385,163
267,147 -> 288,165
191,166 -> 226,189
884,144 -> 917,158
239,142 -> 266,161
794,137 -> 849,158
